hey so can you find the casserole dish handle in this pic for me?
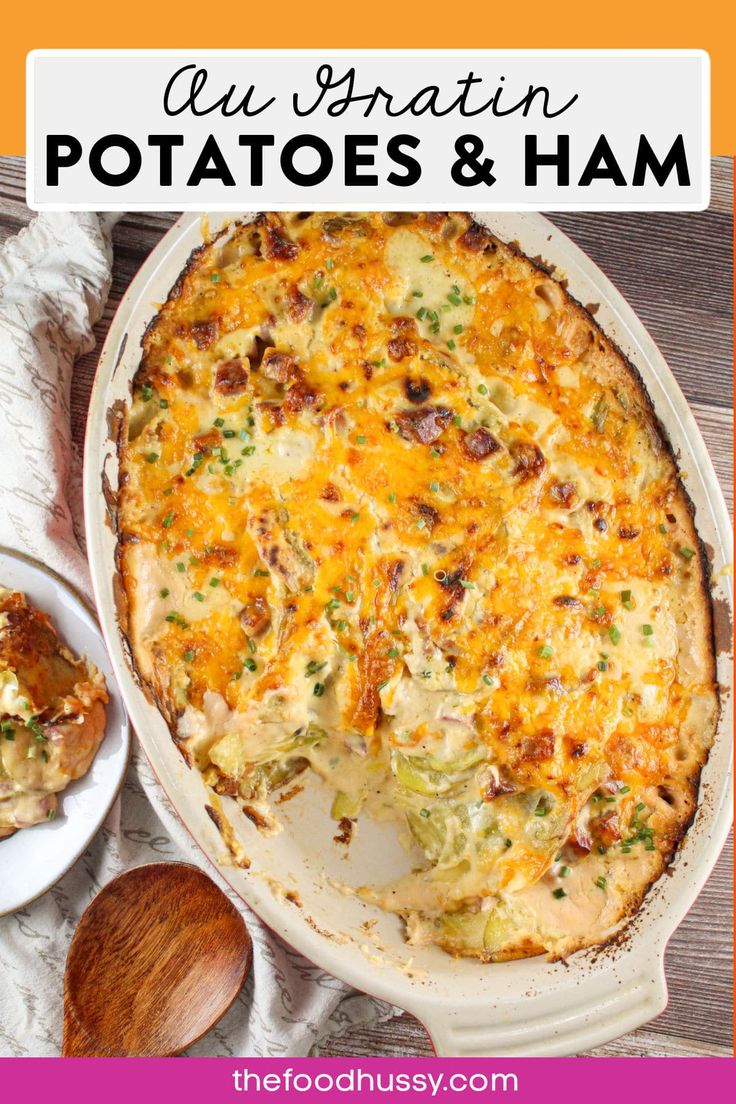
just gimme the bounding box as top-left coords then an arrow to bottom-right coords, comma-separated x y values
409,951 -> 668,1057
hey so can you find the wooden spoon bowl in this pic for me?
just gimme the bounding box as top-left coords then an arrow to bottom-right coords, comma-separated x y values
63,862 -> 252,1056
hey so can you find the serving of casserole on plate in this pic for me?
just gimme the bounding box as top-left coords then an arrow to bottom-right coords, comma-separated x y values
0,547 -> 130,917
85,211 -> 732,1055
0,583 -> 108,840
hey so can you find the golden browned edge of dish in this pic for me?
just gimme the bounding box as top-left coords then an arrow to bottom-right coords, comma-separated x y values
103,212 -> 720,963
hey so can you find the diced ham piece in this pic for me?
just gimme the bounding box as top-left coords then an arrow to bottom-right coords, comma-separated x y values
463,427 -> 500,460
214,357 -> 249,396
396,406 -> 452,444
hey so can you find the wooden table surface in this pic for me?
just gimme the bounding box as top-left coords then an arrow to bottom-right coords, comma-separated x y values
0,156 -> 732,1057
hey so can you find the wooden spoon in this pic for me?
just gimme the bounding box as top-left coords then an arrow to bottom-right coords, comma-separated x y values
63,862 -> 252,1056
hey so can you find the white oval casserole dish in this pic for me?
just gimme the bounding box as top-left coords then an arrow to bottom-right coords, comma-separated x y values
83,212 -> 733,1057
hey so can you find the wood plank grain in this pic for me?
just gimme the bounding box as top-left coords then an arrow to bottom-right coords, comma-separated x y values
0,155 -> 731,1059
710,157 -> 734,214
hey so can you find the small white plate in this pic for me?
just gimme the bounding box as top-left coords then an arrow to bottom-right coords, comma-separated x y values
0,546 -> 130,916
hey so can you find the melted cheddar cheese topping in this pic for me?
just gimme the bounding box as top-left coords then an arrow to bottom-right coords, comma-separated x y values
118,213 -> 717,960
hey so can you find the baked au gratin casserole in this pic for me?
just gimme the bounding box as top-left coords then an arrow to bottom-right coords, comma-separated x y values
116,212 -> 717,960
0,586 -> 108,839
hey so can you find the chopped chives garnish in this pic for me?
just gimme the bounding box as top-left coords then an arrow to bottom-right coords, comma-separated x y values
162,512 -> 175,528
412,290 -> 423,298
429,481 -> 440,493
145,452 -> 159,463
482,674 -> 494,686
141,384 -> 154,402
608,624 -> 622,645
538,644 -> 553,659
176,562 -> 185,572
678,546 -> 695,560
453,324 -> 464,335
193,592 -> 205,602
416,307 -> 427,320
420,808 -> 430,818
447,339 -> 456,350
552,888 -> 566,899
244,658 -> 257,672
594,876 -> 607,890
642,623 -> 654,636
658,523 -> 668,534
389,647 -> 400,659
453,415 -> 462,427
213,417 -> 225,427
560,865 -> 571,878
210,272 -> 220,282
350,513 -> 360,524
477,384 -> 488,395
182,650 -> 194,662
305,660 -> 326,677
420,254 -> 434,263
209,577 -> 220,587
159,588 -> 169,598
313,682 -> 325,697
447,292 -> 461,306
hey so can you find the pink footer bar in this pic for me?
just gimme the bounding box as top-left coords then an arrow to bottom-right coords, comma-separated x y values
1,1056 -> 734,1102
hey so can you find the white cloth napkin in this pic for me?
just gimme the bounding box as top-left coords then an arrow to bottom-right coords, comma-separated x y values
0,212 -> 395,1057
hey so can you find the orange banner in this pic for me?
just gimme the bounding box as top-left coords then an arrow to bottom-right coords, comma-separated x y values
4,0 -> 734,156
